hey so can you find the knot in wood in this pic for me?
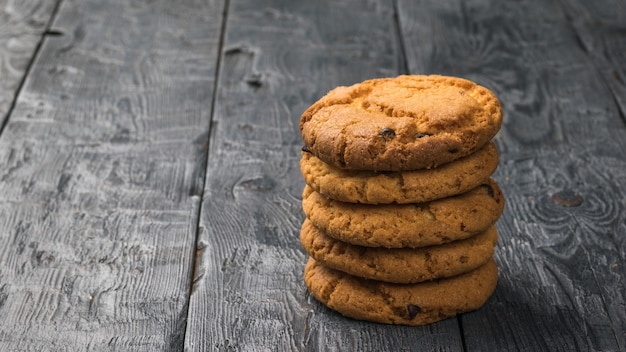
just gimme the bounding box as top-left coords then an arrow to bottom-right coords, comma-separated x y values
551,190 -> 583,207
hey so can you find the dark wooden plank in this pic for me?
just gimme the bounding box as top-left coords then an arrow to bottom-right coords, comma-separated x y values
184,0 -> 464,351
558,0 -> 626,124
398,0 -> 626,350
0,0 -> 58,127
0,0 -> 224,350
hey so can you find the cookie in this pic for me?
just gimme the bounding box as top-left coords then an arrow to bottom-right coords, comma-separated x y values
304,257 -> 498,326
300,75 -> 502,171
300,141 -> 498,204
301,221 -> 497,283
301,178 -> 504,248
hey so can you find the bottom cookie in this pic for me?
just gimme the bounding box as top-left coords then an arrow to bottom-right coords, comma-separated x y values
304,257 -> 498,326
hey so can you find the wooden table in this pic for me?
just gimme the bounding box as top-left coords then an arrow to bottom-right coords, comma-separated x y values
1,0 -> 624,351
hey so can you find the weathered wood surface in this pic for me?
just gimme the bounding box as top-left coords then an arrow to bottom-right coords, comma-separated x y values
560,0 -> 626,124
0,0 -> 58,128
0,0 -> 625,351
0,0 -> 224,350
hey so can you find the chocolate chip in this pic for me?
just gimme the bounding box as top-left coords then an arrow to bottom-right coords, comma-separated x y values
379,128 -> 396,139
459,256 -> 469,263
448,148 -> 459,154
416,132 -> 432,139
481,183 -> 495,198
551,190 -> 583,207
407,304 -> 421,319
301,145 -> 312,153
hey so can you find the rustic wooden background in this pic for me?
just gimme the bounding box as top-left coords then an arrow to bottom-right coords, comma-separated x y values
0,0 -> 624,351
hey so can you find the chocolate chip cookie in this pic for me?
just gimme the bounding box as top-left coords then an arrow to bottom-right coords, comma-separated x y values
304,257 -> 498,326
301,178 -> 504,248
300,141 -> 499,204
300,75 -> 502,171
301,221 -> 497,283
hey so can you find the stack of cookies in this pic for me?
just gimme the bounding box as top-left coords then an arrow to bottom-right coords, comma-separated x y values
298,75 -> 504,326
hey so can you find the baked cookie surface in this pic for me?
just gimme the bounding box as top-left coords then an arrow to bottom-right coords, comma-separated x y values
304,257 -> 498,326
300,75 -> 502,171
300,141 -> 499,204
301,178 -> 504,248
300,221 -> 497,283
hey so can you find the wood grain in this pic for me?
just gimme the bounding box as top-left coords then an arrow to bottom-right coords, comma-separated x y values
183,0 -> 464,351
0,0 -> 224,350
0,0 -> 58,128
398,0 -> 626,350
558,0 -> 626,125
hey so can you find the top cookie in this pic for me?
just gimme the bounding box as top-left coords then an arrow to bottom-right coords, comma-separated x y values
300,75 -> 502,171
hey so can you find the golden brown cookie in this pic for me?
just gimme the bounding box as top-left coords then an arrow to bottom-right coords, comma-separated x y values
304,257 -> 498,326
300,75 -> 502,171
301,178 -> 504,248
300,221 -> 497,284
300,141 -> 499,204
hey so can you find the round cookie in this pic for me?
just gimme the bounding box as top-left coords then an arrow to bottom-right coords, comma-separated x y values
301,178 -> 504,248
300,75 -> 502,171
304,257 -> 498,326
300,221 -> 497,284
301,141 -> 499,204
